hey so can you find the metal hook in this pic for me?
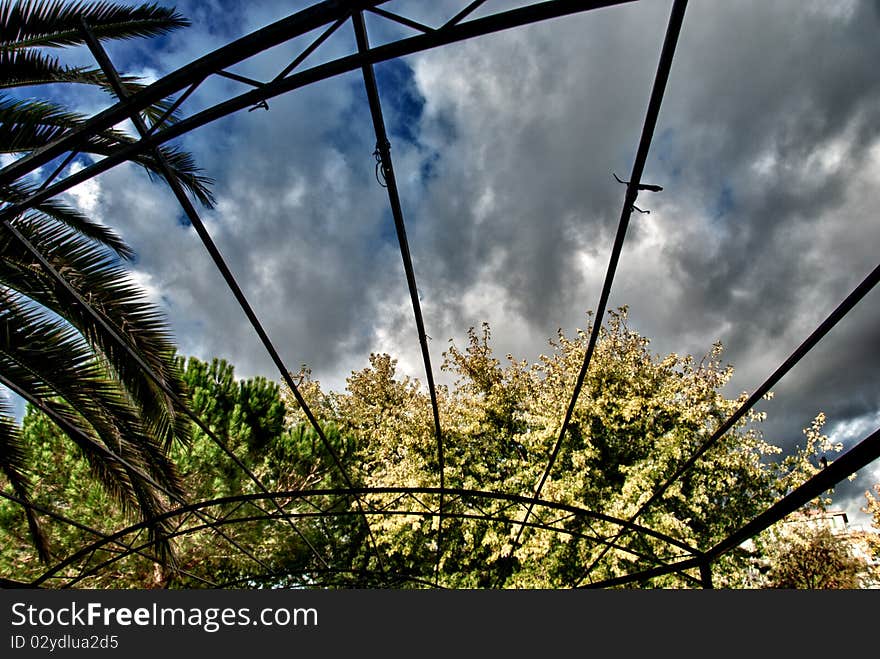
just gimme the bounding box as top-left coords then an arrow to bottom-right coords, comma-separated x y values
373,141 -> 390,188
613,172 -> 663,193
613,172 -> 661,214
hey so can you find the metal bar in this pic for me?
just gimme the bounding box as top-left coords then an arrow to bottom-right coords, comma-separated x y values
511,0 -> 689,554
584,425 -> 880,588
273,15 -> 349,82
37,150 -> 78,192
216,69 -> 266,89
42,488 -> 696,587
580,555 -> 702,589
707,425 -> 880,560
78,18 -> 381,575
441,0 -> 488,29
0,0 -> 633,199
700,560 -> 713,589
352,10 -> 445,578
38,486 -> 700,564
146,78 -> 204,135
367,6 -> 435,33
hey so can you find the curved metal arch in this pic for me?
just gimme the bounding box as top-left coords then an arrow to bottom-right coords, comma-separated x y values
47,414 -> 880,589
1,3 -> 648,582
0,490 -> 215,587
0,373 -> 272,576
56,505 -> 700,589
33,487 -> 702,588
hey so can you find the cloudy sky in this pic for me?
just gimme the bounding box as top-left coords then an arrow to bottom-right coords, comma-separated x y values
10,0 -> 880,522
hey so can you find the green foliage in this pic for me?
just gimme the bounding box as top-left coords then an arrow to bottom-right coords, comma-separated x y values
281,308 -> 828,588
2,311 -> 853,588
0,356 -> 344,587
766,525 -> 864,589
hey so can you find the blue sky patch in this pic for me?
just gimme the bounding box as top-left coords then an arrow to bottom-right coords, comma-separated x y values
373,58 -> 425,147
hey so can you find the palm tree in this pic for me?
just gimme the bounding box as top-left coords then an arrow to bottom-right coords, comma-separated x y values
0,1 -> 214,561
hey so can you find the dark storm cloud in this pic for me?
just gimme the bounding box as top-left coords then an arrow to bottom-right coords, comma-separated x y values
652,1 -> 880,434
403,0 -> 880,457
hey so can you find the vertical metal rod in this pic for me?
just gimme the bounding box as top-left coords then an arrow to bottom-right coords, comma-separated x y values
77,18 -> 384,574
510,0 -> 689,568
352,10 -> 446,581
699,560 -> 713,589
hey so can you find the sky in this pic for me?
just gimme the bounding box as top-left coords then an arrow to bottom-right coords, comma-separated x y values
7,0 -> 880,524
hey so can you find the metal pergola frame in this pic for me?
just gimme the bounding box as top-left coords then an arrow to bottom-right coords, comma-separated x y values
1,0 -> 878,589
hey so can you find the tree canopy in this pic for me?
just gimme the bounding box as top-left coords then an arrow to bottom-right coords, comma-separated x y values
4,310 -> 872,588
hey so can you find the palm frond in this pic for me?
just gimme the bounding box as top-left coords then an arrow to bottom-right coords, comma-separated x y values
1,182 -> 134,258
0,217 -> 191,450
0,398 -> 51,561
0,95 -> 214,207
0,47 -> 105,87
0,53 -> 185,128
29,397 -> 177,555
1,0 -> 189,50
0,292 -> 184,544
